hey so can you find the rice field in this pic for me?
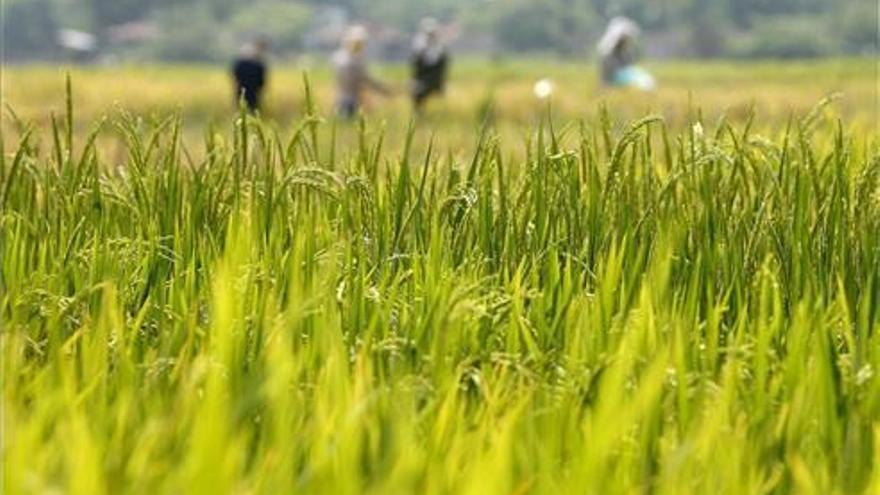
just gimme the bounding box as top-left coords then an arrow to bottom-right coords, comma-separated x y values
2,60 -> 879,494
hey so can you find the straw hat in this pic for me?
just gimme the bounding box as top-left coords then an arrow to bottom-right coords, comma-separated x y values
343,25 -> 368,52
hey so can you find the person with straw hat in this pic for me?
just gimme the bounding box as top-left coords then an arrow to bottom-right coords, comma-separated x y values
332,25 -> 390,118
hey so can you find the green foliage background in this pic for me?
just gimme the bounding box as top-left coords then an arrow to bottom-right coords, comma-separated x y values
2,0 -> 876,61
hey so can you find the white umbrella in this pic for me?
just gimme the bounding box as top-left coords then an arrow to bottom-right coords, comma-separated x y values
597,17 -> 640,57
57,29 -> 97,52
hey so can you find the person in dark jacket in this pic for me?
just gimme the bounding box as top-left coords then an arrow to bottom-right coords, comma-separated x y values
232,39 -> 268,112
410,18 -> 448,110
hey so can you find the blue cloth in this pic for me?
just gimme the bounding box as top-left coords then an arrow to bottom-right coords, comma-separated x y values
611,66 -> 656,91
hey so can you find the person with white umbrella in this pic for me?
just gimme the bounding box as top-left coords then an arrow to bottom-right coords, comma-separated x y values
597,17 -> 656,91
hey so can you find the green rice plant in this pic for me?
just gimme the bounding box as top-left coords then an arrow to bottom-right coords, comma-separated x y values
1,76 -> 878,494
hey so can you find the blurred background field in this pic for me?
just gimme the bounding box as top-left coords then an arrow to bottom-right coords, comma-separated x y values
3,58 -> 877,160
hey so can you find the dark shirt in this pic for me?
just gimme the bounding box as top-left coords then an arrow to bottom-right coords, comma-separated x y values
232,57 -> 267,111
411,52 -> 448,103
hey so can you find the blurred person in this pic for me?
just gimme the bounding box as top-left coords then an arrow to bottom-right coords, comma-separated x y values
410,17 -> 449,110
333,25 -> 390,118
232,38 -> 268,112
597,17 -> 656,91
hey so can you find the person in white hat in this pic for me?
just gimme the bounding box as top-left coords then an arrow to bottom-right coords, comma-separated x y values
410,17 -> 449,110
332,25 -> 390,118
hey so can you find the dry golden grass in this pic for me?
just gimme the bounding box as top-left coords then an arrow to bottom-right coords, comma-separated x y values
3,58 -> 876,157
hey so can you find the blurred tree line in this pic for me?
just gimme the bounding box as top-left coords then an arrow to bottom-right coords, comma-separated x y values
2,0 -> 876,61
